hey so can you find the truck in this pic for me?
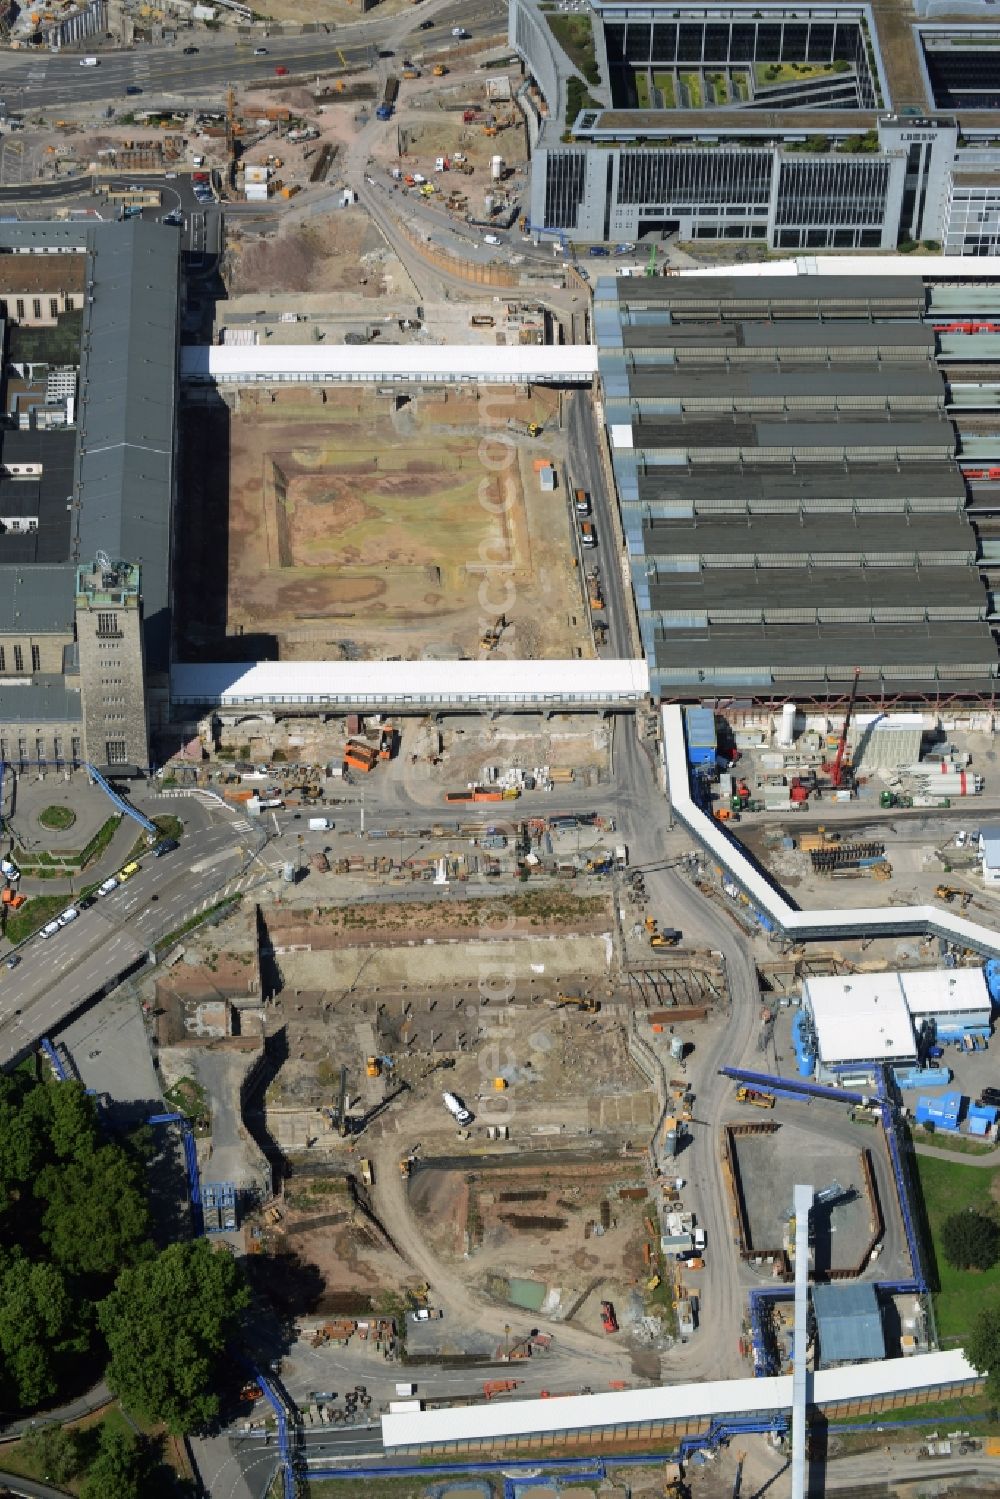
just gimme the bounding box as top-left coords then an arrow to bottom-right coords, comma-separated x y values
442,1090 -> 473,1125
309,816 -> 334,831
575,488 -> 591,515
359,1158 -> 374,1187
736,1086 -> 775,1109
394,1382 -> 416,1397
580,521 -> 597,548
376,75 -> 399,120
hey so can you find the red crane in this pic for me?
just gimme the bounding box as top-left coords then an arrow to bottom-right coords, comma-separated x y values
823,667 -> 861,789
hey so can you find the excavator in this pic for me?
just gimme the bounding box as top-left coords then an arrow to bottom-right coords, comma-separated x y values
480,614 -> 509,652
546,994 -> 600,1013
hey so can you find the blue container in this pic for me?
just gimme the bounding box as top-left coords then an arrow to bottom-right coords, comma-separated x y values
792,1010 -> 815,1079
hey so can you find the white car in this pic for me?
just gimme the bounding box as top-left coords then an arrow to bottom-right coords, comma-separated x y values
57,907 -> 78,926
39,921 -> 61,939
98,877 -> 119,896
451,26 -> 468,36
253,45 -> 268,54
483,234 -> 501,246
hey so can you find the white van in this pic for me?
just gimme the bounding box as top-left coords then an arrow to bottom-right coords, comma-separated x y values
483,234 -> 501,246
80,55 -> 99,65
308,817 -> 333,831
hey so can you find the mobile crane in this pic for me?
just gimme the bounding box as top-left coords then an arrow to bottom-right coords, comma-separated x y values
822,666 -> 861,791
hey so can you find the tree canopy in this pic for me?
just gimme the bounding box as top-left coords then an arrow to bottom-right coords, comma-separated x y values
941,1210 -> 1000,1272
966,1305 -> 1000,1396
79,1425 -> 149,1499
0,1073 -> 152,1412
99,1239 -> 251,1434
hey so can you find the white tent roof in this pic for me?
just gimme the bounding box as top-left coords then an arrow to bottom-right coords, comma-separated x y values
171,659 -> 649,708
803,973 -> 914,1064
380,1350 -> 977,1449
181,344 -> 598,384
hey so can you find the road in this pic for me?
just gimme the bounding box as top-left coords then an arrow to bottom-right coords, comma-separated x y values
0,815 -> 261,1066
0,0 -> 505,109
566,389 -> 632,658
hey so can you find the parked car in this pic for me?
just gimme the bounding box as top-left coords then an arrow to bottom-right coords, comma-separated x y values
152,838 -> 179,858
78,895 -> 98,911
253,45 -> 268,54
182,44 -> 198,53
125,84 -> 143,94
418,17 -> 434,26
57,907 -> 78,926
980,1086 -> 1000,1106
98,877 -> 119,896
39,921 -> 61,939
6,953 -> 21,970
117,861 -> 140,882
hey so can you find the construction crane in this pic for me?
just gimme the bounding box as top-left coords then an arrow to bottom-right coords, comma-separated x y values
822,666 -> 861,790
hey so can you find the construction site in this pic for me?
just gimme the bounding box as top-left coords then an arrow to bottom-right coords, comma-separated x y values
176,382 -> 587,662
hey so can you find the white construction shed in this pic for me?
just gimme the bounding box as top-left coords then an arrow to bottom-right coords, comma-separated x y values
802,973 -> 915,1066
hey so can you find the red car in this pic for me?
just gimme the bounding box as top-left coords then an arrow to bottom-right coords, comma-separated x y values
275,64 -> 288,75
600,1300 -> 618,1334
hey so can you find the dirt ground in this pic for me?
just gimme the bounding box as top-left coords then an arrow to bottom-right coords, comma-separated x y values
226,209 -> 406,298
409,1158 -> 659,1326
267,1174 -> 413,1312
185,384 -> 586,661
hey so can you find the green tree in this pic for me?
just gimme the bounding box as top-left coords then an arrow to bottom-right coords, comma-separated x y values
0,1251 -> 91,1409
941,1210 -> 1000,1271
99,1240 -> 251,1433
20,1423 -> 81,1485
37,1143 -> 151,1277
79,1425 -> 147,1499
966,1305 -> 1000,1395
46,1081 -> 101,1164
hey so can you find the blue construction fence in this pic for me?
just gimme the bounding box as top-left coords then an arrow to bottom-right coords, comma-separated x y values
148,1111 -> 203,1236
875,1068 -> 927,1293
719,1066 -> 867,1107
307,1415 -> 788,1488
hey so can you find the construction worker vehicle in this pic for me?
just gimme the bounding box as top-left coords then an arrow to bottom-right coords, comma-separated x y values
935,884 -> 970,905
650,929 -> 681,948
366,1056 -> 382,1078
483,1379 -> 520,1398
736,1086 -> 775,1110
399,1156 -> 412,1179
600,1300 -> 619,1334
547,994 -> 600,1012
359,1158 -> 374,1187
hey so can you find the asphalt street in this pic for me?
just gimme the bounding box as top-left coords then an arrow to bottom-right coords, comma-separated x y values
0,818 -> 258,1065
0,0 -> 505,108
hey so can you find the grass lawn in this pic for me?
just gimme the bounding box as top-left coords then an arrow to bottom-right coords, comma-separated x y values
634,70 -> 650,107
545,13 -> 600,85
0,1403 -> 194,1496
913,1152 -> 1000,1346
709,73 -> 728,103
652,71 -> 676,107
5,892 -> 70,944
680,72 -> 702,108
38,804 -> 77,832
732,70 -> 749,99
